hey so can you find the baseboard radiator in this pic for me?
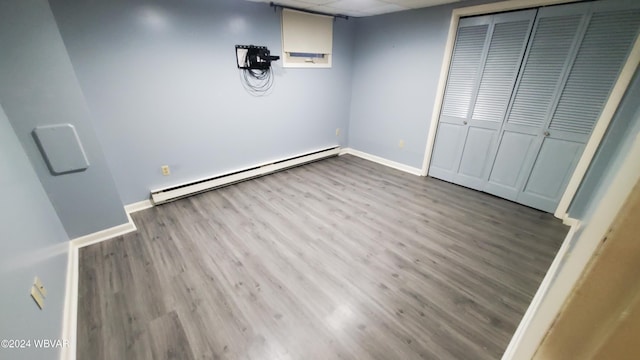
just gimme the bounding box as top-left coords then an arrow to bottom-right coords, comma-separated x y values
151,146 -> 341,205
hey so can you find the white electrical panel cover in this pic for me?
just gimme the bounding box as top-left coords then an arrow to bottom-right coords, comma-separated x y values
33,124 -> 90,175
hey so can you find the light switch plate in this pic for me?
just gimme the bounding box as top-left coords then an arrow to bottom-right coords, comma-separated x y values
30,286 -> 45,310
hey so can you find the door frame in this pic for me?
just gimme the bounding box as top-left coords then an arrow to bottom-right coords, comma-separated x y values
420,0 -> 640,222
503,130 -> 640,359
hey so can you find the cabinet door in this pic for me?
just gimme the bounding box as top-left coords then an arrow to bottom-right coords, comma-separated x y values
430,10 -> 536,190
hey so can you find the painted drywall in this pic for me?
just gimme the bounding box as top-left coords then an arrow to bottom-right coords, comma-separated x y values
49,0 -> 355,204
0,0 -> 128,238
568,68 -> 640,220
0,105 -> 69,360
348,0 -> 493,168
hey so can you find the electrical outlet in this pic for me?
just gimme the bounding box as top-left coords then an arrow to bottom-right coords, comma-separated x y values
30,286 -> 45,309
161,165 -> 170,176
34,276 -> 47,297
336,128 -> 341,136
399,140 -> 405,148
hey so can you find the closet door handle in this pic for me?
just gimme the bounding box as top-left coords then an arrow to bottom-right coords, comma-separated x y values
544,130 -> 550,137
463,120 -> 468,125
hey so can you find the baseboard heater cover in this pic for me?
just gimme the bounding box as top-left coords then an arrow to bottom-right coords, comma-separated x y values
151,146 -> 340,205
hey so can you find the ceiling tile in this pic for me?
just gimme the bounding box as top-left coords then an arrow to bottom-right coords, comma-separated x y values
254,0 -> 459,16
360,3 -> 409,15
381,0 -> 460,8
325,0 -> 389,11
307,4 -> 359,16
297,0 -> 337,5
270,0 -> 315,8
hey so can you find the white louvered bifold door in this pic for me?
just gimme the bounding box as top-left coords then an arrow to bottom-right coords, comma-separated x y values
430,0 -> 640,213
484,3 -> 590,202
518,2 -> 640,212
430,10 -> 537,188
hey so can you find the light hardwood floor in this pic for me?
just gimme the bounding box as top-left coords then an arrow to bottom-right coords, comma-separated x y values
78,155 -> 568,359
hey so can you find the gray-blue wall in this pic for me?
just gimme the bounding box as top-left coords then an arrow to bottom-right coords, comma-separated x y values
0,0 -> 128,238
348,0 -> 492,169
568,68 -> 640,220
49,0 -> 355,204
0,105 -> 69,360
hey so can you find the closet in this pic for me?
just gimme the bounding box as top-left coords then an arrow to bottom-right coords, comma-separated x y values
429,0 -> 640,213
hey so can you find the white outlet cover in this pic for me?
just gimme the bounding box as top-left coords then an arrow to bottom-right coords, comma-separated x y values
34,276 -> 47,298
30,286 -> 45,309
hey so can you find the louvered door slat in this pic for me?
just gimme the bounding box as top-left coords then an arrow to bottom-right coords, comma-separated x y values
441,25 -> 489,119
472,20 -> 532,122
549,10 -> 640,135
507,15 -> 583,128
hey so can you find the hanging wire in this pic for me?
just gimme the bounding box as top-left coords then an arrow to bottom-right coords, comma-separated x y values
240,67 -> 274,96
239,48 -> 275,96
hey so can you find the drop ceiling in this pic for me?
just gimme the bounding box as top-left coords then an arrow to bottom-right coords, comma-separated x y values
246,0 -> 463,17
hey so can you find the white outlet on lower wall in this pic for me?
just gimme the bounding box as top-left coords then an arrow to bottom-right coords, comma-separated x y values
399,140 -> 405,148
34,276 -> 47,297
30,276 -> 47,310
161,165 -> 170,176
31,286 -> 44,309
336,128 -> 341,136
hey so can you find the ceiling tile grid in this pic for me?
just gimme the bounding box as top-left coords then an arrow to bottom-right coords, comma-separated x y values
246,0 -> 462,17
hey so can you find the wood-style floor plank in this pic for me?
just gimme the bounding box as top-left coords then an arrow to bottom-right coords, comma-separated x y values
77,155 -> 568,359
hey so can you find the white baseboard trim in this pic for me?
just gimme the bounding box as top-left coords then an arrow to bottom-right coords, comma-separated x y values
555,211 -> 579,227
562,216 -> 579,227
124,199 -> 154,214
61,218 -> 136,360
502,221 -> 581,360
61,199 -> 154,360
69,199 -> 153,250
60,242 -> 78,360
70,219 -> 136,250
340,148 -> 423,176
